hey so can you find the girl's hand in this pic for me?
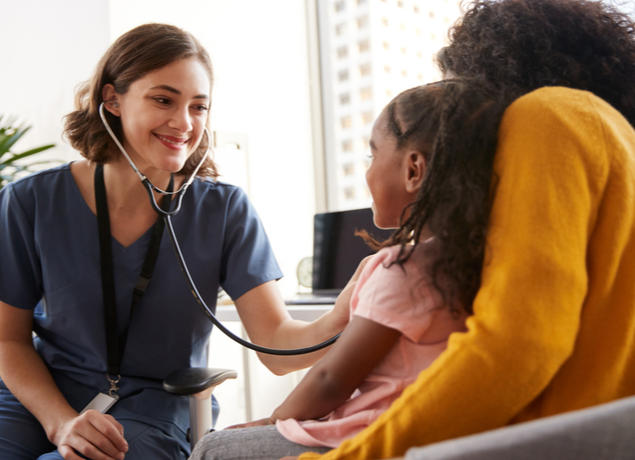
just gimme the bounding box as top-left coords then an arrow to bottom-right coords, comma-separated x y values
53,410 -> 128,460
225,416 -> 274,430
280,457 -> 298,460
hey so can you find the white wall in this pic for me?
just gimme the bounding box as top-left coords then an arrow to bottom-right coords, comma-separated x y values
2,0 -> 110,158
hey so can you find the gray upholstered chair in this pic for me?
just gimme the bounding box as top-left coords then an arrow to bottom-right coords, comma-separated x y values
404,396 -> 635,460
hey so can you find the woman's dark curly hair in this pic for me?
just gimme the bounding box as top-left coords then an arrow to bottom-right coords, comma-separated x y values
364,79 -> 506,316
437,0 -> 635,126
64,23 -> 218,178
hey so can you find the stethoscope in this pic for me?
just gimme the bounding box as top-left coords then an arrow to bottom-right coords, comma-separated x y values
98,103 -> 339,355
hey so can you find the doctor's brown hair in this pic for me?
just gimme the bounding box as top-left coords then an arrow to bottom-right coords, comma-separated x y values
64,23 -> 218,178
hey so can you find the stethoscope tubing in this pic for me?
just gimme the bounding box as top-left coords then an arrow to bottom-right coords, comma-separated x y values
99,101 -> 340,355
164,214 -> 340,355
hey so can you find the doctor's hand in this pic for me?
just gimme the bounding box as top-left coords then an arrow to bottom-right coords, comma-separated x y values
54,410 -> 128,460
331,255 -> 372,326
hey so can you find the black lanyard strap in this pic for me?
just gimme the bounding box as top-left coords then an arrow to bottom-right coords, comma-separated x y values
94,163 -> 173,378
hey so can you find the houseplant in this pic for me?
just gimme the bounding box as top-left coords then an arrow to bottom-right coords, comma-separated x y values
0,114 -> 57,189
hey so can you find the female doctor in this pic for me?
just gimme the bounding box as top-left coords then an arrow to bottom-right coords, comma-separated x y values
0,23 -> 349,460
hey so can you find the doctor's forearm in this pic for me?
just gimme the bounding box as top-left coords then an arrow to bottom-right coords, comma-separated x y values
255,313 -> 346,374
0,340 -> 77,443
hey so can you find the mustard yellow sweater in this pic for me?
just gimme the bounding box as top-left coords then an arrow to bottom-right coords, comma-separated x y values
300,87 -> 635,459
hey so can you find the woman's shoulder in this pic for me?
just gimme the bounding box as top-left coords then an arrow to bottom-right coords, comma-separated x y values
504,86 -> 632,136
190,177 -> 245,199
188,178 -> 258,219
3,163 -> 72,197
499,86 -> 634,173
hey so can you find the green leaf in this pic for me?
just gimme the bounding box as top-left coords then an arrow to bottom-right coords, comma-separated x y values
0,124 -> 30,154
0,144 -> 56,165
0,114 -> 59,190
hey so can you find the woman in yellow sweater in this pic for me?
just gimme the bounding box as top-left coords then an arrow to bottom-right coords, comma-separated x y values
293,0 -> 635,459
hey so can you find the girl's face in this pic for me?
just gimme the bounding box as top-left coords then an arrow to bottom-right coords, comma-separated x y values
366,111 -> 419,229
105,57 -> 211,174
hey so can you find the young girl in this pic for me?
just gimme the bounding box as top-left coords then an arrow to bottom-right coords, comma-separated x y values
0,23 -> 350,460
190,78 -> 506,459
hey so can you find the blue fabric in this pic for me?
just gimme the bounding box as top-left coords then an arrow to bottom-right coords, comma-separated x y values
0,163 -> 282,457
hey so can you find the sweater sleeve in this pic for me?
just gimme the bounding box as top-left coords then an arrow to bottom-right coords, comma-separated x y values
299,87 -> 609,459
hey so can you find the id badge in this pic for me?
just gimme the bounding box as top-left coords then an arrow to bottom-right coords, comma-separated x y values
80,392 -> 119,414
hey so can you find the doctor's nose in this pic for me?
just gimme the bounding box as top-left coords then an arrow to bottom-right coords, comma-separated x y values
170,106 -> 194,132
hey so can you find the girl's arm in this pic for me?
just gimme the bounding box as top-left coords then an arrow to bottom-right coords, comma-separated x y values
272,315 -> 400,422
0,301 -> 128,460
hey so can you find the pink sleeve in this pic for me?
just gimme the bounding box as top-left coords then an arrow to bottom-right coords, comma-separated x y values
350,246 -> 441,342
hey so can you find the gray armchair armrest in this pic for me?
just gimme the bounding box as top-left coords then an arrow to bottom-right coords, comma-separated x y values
405,396 -> 635,460
163,367 -> 237,449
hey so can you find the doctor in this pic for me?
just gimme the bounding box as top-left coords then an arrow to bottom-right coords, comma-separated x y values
0,23 -> 350,460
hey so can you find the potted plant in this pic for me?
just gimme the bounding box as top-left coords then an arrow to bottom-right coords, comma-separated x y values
0,114 -> 58,190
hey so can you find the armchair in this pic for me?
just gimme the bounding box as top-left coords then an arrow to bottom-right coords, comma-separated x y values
404,395 -> 635,460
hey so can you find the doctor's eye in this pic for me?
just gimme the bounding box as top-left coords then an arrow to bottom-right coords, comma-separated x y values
152,96 -> 172,105
192,104 -> 209,113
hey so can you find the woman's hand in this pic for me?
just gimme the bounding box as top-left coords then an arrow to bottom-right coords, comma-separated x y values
331,255 -> 372,327
0,302 -> 127,460
53,410 -> 128,460
225,416 -> 274,430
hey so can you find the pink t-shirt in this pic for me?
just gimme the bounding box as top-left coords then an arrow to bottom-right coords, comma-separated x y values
276,241 -> 468,447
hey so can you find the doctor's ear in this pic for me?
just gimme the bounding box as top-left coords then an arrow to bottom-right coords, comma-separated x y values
101,84 -> 121,116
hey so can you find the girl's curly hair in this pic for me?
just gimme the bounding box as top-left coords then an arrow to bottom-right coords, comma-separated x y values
64,23 -> 218,178
363,79 -> 506,316
438,0 -> 635,126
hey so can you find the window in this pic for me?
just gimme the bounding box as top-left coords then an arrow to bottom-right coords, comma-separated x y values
356,16 -> 369,29
361,110 -> 374,125
342,162 -> 355,176
359,62 -> 371,77
315,0 -> 463,210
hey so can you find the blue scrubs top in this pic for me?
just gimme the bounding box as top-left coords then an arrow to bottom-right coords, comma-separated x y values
0,163 -> 282,434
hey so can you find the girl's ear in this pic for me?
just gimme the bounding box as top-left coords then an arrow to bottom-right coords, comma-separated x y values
404,151 -> 426,193
101,84 -> 121,116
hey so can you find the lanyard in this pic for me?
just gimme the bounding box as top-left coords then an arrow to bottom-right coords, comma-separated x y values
94,163 -> 173,394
